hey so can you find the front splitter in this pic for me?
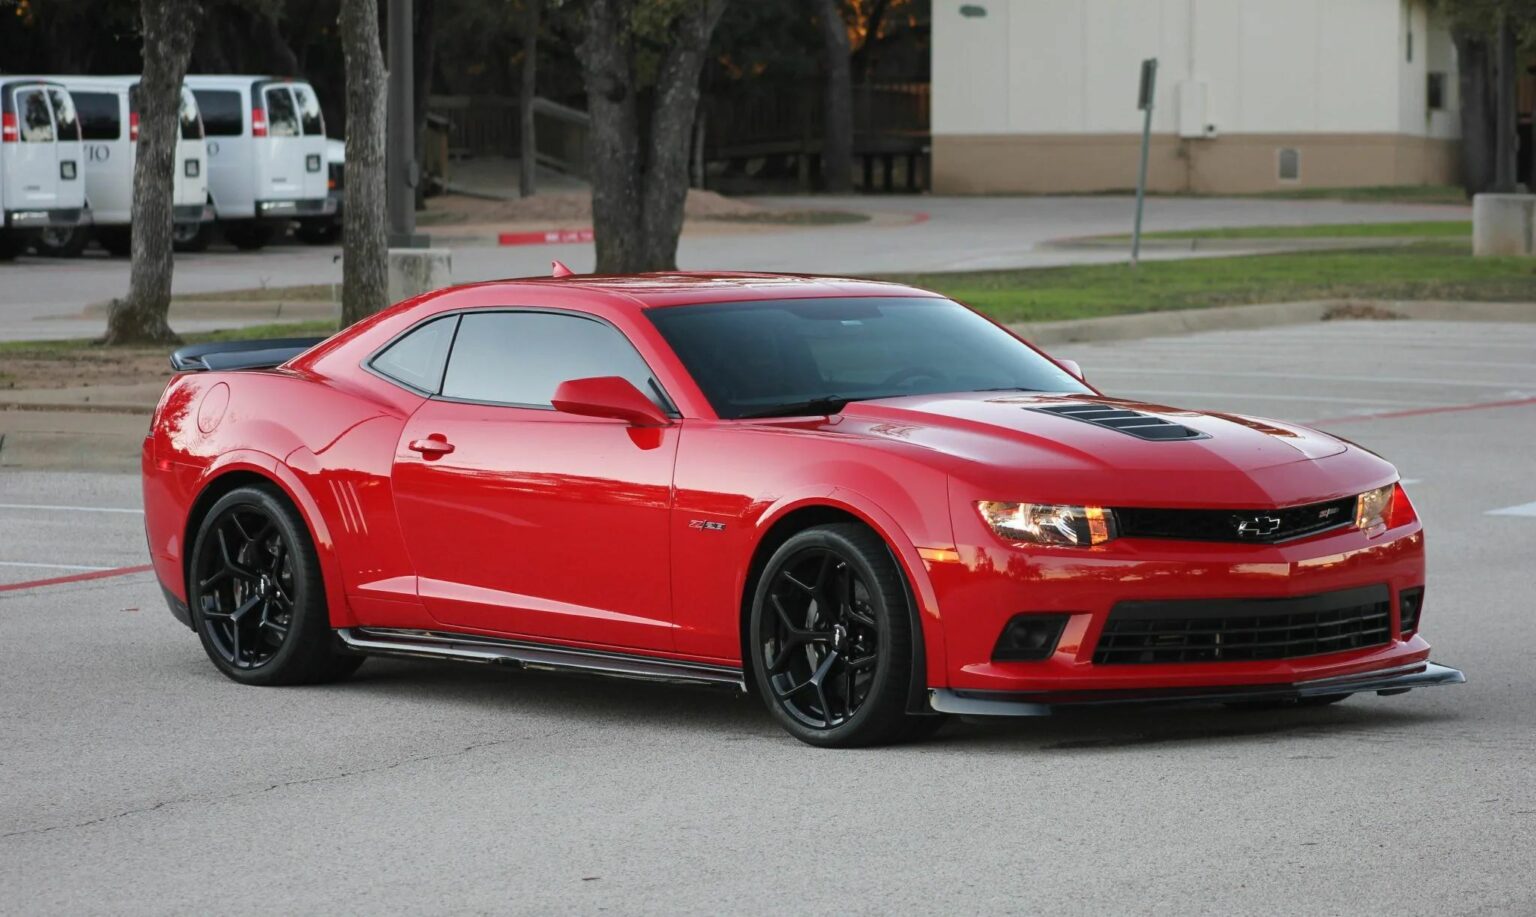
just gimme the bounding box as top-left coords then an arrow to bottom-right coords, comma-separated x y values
929,661 -> 1466,717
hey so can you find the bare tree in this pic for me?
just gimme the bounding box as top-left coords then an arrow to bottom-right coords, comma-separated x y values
811,0 -> 854,193
339,0 -> 389,324
576,0 -> 729,274
519,0 -> 540,198
103,0 -> 203,345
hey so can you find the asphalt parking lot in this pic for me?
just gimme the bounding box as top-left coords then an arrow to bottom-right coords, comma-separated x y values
3,319 -> 1534,915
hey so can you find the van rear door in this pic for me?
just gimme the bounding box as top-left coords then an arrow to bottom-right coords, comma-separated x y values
254,82 -> 313,207
5,84 -> 61,212
43,87 -> 85,211
174,87 -> 208,213
290,83 -> 330,202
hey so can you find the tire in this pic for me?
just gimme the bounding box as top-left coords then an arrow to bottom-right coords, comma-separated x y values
98,226 -> 132,257
223,223 -> 274,251
1225,693 -> 1352,711
749,523 -> 924,748
187,484 -> 363,686
173,221 -> 213,253
34,225 -> 89,257
295,219 -> 341,245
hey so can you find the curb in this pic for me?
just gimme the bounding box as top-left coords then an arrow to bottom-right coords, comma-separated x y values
1008,299 -> 1536,345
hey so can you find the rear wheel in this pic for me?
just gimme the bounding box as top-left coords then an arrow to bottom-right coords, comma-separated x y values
749,523 -> 925,748
188,485 -> 362,686
97,226 -> 132,257
173,221 -> 213,252
35,225 -> 89,257
224,223 -> 274,250
295,219 -> 341,245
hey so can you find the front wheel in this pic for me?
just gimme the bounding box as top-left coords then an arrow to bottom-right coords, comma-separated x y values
173,221 -> 213,252
749,523 -> 925,748
35,226 -> 88,257
188,484 -> 362,686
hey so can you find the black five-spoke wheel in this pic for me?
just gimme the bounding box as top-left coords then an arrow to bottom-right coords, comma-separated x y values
188,485 -> 363,686
195,504 -> 295,669
750,523 -> 943,747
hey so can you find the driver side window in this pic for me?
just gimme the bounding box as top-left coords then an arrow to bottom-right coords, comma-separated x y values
439,311 -> 666,410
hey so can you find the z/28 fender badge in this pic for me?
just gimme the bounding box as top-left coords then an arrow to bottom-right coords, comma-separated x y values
688,519 -> 727,532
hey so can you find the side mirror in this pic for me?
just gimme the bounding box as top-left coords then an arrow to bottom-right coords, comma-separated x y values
551,376 -> 671,427
1056,358 -> 1085,382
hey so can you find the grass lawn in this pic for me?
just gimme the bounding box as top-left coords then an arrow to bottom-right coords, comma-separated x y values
1140,220 -> 1471,240
879,242 -> 1536,324
1250,184 -> 1469,205
170,284 -> 337,303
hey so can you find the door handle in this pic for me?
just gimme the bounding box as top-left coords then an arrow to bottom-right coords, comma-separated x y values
408,436 -> 455,456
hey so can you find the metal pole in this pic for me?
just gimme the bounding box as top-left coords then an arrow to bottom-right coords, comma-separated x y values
387,0 -> 425,246
1132,58 -> 1157,266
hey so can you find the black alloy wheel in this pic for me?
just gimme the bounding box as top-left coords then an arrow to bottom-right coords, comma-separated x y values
188,485 -> 362,686
750,523 -> 940,747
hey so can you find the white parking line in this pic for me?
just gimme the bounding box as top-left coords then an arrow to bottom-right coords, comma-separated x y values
0,503 -> 143,514
0,561 -> 113,572
1487,501 -> 1536,518
1113,389 -> 1457,407
1088,367 -> 1536,389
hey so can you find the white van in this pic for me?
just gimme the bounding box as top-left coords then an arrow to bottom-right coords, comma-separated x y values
186,75 -> 334,250
0,77 -> 86,259
34,77 -> 211,257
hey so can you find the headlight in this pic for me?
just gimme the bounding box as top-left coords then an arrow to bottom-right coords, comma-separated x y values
1355,482 -> 1413,533
977,501 -> 1117,547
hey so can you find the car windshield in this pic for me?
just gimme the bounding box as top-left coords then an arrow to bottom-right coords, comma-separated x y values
646,297 -> 1091,419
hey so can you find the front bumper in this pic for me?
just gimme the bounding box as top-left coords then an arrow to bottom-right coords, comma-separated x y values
255,197 -> 336,219
931,660 -> 1465,715
5,208 -> 85,230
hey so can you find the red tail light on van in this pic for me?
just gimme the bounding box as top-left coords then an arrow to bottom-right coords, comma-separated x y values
1,112 -> 16,143
129,111 -> 140,142
251,105 -> 267,138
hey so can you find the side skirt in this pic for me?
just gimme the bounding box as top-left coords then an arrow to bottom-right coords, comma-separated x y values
336,627 -> 747,690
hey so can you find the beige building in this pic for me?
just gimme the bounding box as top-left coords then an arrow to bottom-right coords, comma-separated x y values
931,0 -> 1461,194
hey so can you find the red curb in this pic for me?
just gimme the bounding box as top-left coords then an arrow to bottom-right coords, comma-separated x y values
498,228 -> 595,246
0,564 -> 154,594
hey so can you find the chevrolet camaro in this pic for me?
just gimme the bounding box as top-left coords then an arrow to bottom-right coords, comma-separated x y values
142,270 -> 1463,747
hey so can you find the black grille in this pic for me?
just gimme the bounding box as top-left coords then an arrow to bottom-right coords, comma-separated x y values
1031,403 -> 1207,441
1399,587 -> 1424,636
1093,585 -> 1392,664
1114,496 -> 1357,544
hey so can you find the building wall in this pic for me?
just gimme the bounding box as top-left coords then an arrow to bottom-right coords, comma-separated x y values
932,0 -> 1461,193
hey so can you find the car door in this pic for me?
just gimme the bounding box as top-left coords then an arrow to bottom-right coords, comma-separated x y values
390,310 -> 681,652
7,85 -> 59,210
191,85 -> 253,218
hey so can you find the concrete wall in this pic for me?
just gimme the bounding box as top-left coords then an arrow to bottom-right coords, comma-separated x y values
932,0 -> 1461,193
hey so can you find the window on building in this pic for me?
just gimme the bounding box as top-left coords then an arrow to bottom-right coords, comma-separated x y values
1427,72 -> 1447,111
1277,148 -> 1301,183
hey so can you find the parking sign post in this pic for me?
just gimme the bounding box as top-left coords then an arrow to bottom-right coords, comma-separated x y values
1132,57 -> 1157,266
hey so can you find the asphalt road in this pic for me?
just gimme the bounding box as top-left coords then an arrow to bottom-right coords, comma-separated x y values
3,320 -> 1534,915
0,194 -> 1470,340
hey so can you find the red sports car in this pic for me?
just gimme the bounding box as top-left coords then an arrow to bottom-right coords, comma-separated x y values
142,271 -> 1463,747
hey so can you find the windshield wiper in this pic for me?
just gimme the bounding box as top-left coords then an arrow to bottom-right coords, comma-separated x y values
738,396 -> 858,419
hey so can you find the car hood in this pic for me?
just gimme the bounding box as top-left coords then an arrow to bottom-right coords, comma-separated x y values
816,392 -> 1385,508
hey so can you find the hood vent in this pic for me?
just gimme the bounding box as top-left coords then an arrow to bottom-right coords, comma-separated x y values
1031,403 -> 1208,441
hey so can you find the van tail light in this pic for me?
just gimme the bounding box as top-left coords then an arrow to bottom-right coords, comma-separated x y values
251,106 -> 267,137
1,112 -> 16,143
129,111 -> 139,142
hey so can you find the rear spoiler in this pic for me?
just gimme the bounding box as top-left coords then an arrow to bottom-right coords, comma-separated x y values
169,337 -> 327,372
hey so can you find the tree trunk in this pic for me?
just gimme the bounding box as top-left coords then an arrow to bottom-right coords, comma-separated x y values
339,0 -> 390,325
413,0 -> 438,209
520,0 -> 540,199
103,0 -> 202,346
1454,29 -> 1496,197
812,0 -> 854,193
576,0 -> 727,274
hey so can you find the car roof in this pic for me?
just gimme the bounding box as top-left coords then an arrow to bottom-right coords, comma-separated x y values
464,272 -> 943,312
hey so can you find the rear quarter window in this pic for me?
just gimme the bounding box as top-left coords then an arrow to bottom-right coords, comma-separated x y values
73,91 -> 121,141
193,89 -> 243,137
370,316 -> 459,394
263,87 -> 300,138
179,92 -> 203,140
292,84 -> 325,136
17,89 -> 54,143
